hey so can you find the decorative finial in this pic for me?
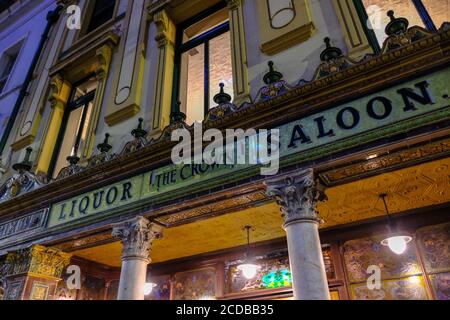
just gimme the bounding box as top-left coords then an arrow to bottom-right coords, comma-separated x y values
131,118 -> 148,139
66,146 -> 80,166
385,10 -> 409,36
263,61 -> 283,85
213,83 -> 232,105
97,133 -> 112,153
320,37 -> 343,62
12,147 -> 33,173
170,102 -> 187,124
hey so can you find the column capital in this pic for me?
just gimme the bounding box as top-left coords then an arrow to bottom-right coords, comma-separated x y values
151,9 -> 175,48
226,0 -> 243,10
4,245 -> 71,279
265,169 -> 327,226
48,74 -> 71,109
112,216 -> 163,262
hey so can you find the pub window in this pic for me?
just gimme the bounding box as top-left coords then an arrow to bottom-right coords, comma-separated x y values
173,3 -> 234,125
0,42 -> 21,94
85,0 -> 117,34
49,76 -> 98,178
355,0 -> 449,51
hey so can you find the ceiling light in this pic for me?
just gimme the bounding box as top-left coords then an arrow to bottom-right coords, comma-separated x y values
379,194 -> 412,255
237,226 -> 261,279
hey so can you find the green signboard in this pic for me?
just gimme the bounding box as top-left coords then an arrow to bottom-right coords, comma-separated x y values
47,68 -> 450,228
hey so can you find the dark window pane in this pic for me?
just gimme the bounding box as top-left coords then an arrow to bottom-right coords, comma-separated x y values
87,0 -> 116,33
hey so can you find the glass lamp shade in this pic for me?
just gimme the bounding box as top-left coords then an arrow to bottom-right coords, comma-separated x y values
144,282 -> 157,295
381,235 -> 413,255
237,263 -> 261,279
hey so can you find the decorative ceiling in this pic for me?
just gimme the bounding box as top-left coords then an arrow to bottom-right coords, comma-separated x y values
73,157 -> 450,267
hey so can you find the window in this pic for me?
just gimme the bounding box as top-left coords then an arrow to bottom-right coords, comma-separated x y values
0,44 -> 20,94
0,0 -> 15,15
50,76 -> 98,178
356,0 -> 449,50
86,0 -> 117,34
173,4 -> 234,125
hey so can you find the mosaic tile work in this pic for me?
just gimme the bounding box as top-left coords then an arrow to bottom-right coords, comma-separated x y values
351,276 -> 428,300
416,223 -> 450,274
173,268 -> 216,300
429,273 -> 450,300
343,237 -> 421,283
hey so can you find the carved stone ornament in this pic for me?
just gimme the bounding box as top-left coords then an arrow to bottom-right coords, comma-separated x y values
153,9 -> 171,49
48,74 -> 66,108
112,216 -> 163,262
96,43 -> 113,80
265,169 -> 327,226
225,0 -> 242,10
0,148 -> 46,203
4,245 -> 71,279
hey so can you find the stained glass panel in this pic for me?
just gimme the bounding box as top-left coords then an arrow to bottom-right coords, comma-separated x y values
173,268 -> 216,300
227,256 -> 291,293
227,247 -> 335,294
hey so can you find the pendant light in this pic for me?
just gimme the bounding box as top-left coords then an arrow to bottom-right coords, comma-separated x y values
144,282 -> 157,295
237,226 -> 261,279
379,194 -> 412,255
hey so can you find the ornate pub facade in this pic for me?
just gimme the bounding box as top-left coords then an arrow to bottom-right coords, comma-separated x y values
0,0 -> 449,300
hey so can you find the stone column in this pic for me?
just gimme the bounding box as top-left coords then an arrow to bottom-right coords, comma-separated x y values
112,216 -> 163,300
265,169 -> 330,300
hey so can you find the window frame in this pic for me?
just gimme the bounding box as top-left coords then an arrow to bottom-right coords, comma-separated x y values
48,75 -> 97,179
171,2 -> 231,121
79,0 -> 119,37
353,0 -> 441,53
0,40 -> 23,94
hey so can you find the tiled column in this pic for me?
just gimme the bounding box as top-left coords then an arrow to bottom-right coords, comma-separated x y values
265,169 -> 330,300
112,216 -> 163,300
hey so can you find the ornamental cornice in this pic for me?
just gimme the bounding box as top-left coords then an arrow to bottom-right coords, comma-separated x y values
0,23 -> 449,217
